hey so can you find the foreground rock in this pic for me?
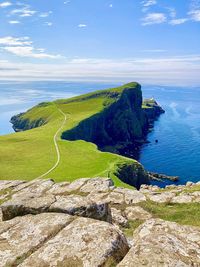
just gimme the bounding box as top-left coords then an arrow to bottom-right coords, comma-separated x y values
49,195 -> 111,222
0,178 -> 112,222
19,217 -> 129,267
0,213 -> 73,266
118,218 -> 200,267
0,177 -> 200,266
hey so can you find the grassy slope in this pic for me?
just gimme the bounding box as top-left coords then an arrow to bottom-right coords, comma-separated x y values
0,83 -> 144,188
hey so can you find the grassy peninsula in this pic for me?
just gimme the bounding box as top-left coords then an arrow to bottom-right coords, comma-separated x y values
0,82 -> 163,188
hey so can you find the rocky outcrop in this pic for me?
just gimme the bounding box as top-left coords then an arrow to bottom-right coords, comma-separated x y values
10,112 -> 46,132
143,98 -> 165,122
118,218 -> 200,267
148,171 -> 179,182
62,84 -> 164,152
19,217 -> 129,267
0,177 -> 200,266
62,83 -> 147,147
140,183 -> 200,204
0,213 -> 73,266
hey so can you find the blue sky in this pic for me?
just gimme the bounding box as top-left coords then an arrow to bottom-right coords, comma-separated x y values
0,0 -> 200,85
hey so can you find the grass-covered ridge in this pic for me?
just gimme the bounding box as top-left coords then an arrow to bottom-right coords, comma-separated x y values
0,82 -> 150,188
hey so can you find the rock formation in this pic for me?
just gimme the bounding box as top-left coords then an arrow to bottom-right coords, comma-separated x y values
0,177 -> 200,266
62,84 -> 164,151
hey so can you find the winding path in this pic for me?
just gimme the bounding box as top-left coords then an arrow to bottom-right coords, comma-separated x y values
35,108 -> 67,179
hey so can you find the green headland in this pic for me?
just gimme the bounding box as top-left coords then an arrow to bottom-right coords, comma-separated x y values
0,82 -> 164,189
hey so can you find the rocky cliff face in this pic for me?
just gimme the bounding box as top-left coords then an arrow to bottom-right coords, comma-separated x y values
62,85 -> 164,155
10,112 -> 45,132
62,84 -> 149,149
0,177 -> 200,266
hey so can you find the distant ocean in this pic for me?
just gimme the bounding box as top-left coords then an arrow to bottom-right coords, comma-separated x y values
0,81 -> 200,186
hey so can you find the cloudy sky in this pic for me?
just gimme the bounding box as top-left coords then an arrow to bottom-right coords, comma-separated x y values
0,0 -> 200,85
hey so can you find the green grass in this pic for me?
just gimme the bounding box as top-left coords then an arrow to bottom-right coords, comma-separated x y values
0,83 -> 142,188
139,201 -> 200,227
122,220 -> 144,237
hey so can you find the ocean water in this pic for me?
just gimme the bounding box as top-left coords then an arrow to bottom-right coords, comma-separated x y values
0,81 -> 117,136
140,85 -> 200,186
0,81 -> 200,185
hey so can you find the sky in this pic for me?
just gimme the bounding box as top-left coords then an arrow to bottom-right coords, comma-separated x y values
0,0 -> 199,85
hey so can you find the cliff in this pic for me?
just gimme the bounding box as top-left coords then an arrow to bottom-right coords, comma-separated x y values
0,177 -> 200,266
143,98 -> 165,122
10,102 -> 51,132
62,83 -> 164,152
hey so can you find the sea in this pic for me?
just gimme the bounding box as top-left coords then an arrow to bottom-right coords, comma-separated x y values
0,81 -> 200,186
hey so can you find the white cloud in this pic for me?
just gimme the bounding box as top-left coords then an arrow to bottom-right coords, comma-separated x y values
0,36 -> 32,46
0,55 -> 200,86
9,20 -> 21,24
64,1 -> 70,4
141,0 -> 157,7
0,36 -> 61,59
0,1 -> 12,8
78,24 -> 87,28
2,46 -> 61,59
189,10 -> 200,21
10,6 -> 36,17
109,4 -> 113,8
169,18 -> 188,25
142,13 -> 167,25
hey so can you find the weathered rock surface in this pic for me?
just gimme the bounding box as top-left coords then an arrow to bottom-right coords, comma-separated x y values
0,180 -> 25,191
0,178 -> 112,222
1,195 -> 56,220
141,183 -> 200,204
19,217 -> 129,267
118,218 -> 200,267
125,206 -> 152,221
114,187 -> 146,204
80,178 -> 114,193
111,207 -> 128,227
0,213 -> 73,267
49,194 -> 111,222
147,191 -> 176,203
0,177 -> 200,266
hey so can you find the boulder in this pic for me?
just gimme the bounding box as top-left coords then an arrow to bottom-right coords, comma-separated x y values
0,213 -> 73,267
148,191 -> 176,203
49,194 -> 111,222
12,179 -> 54,197
171,193 -> 194,203
47,181 -> 71,195
19,217 -> 129,267
87,192 -> 109,203
111,207 -> 128,227
79,178 -> 114,193
191,191 -> 200,203
117,218 -> 200,267
1,195 -> 56,220
106,191 -> 125,205
125,206 -> 152,221
53,178 -> 89,193
114,188 -> 146,204
0,180 -> 25,191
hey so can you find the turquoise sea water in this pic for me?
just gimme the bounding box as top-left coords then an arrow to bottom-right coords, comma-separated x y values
0,81 -> 200,185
